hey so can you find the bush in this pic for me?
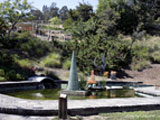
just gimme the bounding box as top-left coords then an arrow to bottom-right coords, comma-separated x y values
0,69 -> 5,76
10,32 -> 51,58
150,51 -> 160,63
0,77 -> 5,81
16,59 -> 31,68
130,58 -> 151,71
40,53 -> 61,68
0,52 -> 35,81
0,69 -> 6,81
79,73 -> 87,90
62,59 -> 71,70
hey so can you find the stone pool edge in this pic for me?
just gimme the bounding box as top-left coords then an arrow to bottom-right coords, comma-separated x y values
0,93 -> 160,116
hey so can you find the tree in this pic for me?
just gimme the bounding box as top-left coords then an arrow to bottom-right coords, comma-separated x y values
76,3 -> 94,22
63,3 -> 95,30
97,8 -> 119,37
59,6 -> 69,21
97,0 -> 113,13
42,5 -> 50,22
42,5 -> 48,13
30,9 -> 43,20
49,2 -> 59,18
42,2 -> 59,22
0,17 -> 7,40
0,0 -> 32,39
49,16 -> 62,25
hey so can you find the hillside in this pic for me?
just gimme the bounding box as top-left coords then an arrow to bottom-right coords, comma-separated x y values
117,64 -> 160,85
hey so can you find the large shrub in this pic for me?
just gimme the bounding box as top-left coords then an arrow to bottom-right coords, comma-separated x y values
11,32 -> 51,58
0,52 -> 35,81
40,53 -> 61,68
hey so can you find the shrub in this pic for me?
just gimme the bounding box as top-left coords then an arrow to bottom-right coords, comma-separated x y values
62,59 -> 71,70
79,73 -> 87,90
0,77 -> 5,81
150,51 -> 160,63
11,32 -> 51,58
40,53 -> 61,68
0,69 -> 5,81
16,59 -> 31,68
0,69 -> 5,76
130,58 -> 151,71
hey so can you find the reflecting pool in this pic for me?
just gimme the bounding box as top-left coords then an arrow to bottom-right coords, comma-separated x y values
6,88 -> 139,100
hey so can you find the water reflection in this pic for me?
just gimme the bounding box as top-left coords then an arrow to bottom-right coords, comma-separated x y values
87,88 -> 135,99
6,88 -> 136,100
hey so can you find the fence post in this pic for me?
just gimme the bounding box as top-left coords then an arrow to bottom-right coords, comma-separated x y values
58,93 -> 67,120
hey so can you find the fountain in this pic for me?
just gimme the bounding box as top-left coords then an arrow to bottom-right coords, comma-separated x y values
3,52 -> 142,100
61,51 -> 88,96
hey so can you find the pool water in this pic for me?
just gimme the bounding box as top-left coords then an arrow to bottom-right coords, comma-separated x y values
6,88 -> 139,100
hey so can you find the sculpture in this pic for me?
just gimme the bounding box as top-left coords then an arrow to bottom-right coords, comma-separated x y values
94,54 -> 107,75
67,51 -> 79,91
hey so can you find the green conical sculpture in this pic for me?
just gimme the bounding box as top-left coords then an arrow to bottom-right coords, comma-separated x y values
67,51 -> 79,91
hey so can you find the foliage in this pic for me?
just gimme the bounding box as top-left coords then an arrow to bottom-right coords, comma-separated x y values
97,8 -> 119,36
63,2 -> 95,29
62,59 -> 71,70
42,2 -> 59,22
30,9 -> 43,20
49,16 -> 62,25
130,58 -> 151,71
0,0 -> 32,39
0,52 -> 35,81
15,59 -> 31,68
62,0 -> 160,74
40,53 -> 61,68
150,51 -> 160,63
59,6 -> 69,21
12,32 -> 50,58
79,73 -> 87,90
97,0 -> 113,13
76,3 -> 94,22
0,17 -> 7,40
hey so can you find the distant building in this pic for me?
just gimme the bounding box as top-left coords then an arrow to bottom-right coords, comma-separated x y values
16,22 -> 37,33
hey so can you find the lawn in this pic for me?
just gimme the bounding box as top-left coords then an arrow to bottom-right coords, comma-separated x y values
56,110 -> 160,120
98,110 -> 160,120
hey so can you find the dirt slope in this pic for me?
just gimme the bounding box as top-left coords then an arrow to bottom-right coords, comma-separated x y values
117,64 -> 160,85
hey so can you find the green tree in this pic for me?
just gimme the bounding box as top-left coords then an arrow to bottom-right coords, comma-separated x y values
30,9 -> 43,20
59,6 -> 69,21
0,17 -> 7,40
76,3 -> 94,22
97,0 -> 113,13
0,0 -> 32,39
49,16 -> 62,25
97,8 -> 119,37
49,2 -> 59,18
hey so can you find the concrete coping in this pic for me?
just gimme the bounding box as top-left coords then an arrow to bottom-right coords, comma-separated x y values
0,93 -> 160,116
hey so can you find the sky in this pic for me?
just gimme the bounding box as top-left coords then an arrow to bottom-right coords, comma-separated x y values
27,0 -> 98,11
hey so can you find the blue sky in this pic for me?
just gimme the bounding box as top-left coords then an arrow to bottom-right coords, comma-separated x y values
27,0 -> 98,11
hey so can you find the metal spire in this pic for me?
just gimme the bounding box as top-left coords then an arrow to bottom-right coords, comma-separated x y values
67,51 -> 79,91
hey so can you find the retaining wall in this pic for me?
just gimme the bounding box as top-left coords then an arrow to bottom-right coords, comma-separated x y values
0,81 -> 40,93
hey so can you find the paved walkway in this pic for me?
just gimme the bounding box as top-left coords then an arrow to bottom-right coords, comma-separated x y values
0,113 -> 54,120
135,86 -> 160,96
1,92 -> 160,116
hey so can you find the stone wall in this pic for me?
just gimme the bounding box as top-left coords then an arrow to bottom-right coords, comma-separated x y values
0,81 -> 41,93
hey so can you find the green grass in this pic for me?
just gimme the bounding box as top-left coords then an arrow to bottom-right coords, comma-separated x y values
100,110 -> 160,120
53,110 -> 160,120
